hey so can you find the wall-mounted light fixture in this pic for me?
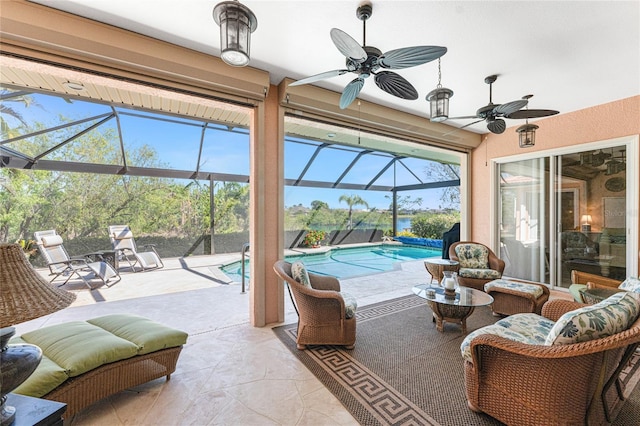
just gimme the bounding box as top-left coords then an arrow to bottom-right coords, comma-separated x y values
213,0 -> 258,67
426,58 -> 453,122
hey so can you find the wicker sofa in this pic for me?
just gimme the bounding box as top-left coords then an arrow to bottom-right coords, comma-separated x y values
460,294 -> 640,425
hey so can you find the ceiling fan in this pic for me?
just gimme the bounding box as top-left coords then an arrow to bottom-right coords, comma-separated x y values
288,2 -> 447,109
444,75 -> 560,134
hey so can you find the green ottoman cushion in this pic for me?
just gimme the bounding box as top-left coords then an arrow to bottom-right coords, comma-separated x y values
10,337 -> 68,398
569,283 -> 586,302
20,321 -> 139,377
88,314 -> 188,355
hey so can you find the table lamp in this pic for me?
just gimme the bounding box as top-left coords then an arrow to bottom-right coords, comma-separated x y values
0,243 -> 76,425
581,215 -> 592,232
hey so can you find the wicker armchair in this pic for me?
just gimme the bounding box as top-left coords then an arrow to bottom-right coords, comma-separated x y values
449,241 -> 505,291
273,260 -> 356,350
463,299 -> 640,426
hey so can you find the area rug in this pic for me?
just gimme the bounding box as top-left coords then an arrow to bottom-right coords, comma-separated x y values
273,295 -> 640,426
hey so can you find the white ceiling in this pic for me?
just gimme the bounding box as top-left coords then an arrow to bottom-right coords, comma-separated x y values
31,0 -> 640,134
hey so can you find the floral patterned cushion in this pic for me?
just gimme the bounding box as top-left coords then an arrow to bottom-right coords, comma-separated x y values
460,313 -> 554,362
459,268 -> 502,280
455,244 -> 490,269
545,291 -> 640,345
484,279 -> 545,298
339,292 -> 357,319
291,261 -> 311,288
619,277 -> 640,293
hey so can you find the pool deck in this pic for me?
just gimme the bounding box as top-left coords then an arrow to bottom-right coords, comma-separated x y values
14,251 -> 573,425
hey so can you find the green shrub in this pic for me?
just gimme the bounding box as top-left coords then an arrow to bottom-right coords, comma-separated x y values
411,214 -> 459,239
396,229 -> 417,238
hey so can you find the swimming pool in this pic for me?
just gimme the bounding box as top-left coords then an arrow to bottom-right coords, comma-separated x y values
221,244 -> 440,282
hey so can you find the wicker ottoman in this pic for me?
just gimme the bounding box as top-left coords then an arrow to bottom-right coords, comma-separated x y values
484,279 -> 550,316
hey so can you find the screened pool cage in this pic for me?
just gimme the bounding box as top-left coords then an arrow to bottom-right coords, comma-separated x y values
1,86 -> 461,260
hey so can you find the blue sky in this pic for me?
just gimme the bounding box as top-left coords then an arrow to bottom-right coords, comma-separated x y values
6,90 -> 452,210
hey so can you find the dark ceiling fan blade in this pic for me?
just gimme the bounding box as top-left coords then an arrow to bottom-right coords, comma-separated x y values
506,109 -> 560,119
288,69 -> 350,87
493,99 -> 528,116
330,28 -> 367,62
339,77 -> 365,109
378,46 -> 447,69
374,71 -> 418,100
487,118 -> 506,134
442,118 -> 485,136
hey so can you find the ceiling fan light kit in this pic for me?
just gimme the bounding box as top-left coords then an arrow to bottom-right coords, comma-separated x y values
213,0 -> 258,67
289,1 -> 447,109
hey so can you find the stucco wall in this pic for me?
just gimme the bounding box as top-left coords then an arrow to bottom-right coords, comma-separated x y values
471,95 -> 640,274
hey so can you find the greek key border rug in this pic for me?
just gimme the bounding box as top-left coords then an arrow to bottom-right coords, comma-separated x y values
273,295 -> 640,426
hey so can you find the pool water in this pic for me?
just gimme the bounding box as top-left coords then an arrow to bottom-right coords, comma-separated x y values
221,244 -> 440,282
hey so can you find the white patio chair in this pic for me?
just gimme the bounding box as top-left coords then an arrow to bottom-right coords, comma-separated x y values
33,230 -> 120,288
108,225 -> 164,272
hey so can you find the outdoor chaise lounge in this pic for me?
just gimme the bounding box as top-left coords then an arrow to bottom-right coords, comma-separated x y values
34,229 -> 120,288
460,289 -> 640,425
108,225 -> 164,272
0,243 -> 187,420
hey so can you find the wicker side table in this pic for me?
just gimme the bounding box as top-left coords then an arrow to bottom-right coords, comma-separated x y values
424,259 -> 459,286
579,287 -> 623,304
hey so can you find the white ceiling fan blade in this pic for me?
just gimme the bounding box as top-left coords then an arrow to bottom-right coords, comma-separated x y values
494,99 -> 528,116
330,28 -> 366,62
339,78 -> 365,109
288,69 -> 349,87
379,46 -> 447,69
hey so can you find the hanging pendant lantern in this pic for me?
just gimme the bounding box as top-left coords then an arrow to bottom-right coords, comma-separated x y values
517,122 -> 538,148
213,1 -> 258,67
427,58 -> 453,122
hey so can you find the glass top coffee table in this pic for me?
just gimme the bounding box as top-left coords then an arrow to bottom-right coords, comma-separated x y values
412,284 -> 494,333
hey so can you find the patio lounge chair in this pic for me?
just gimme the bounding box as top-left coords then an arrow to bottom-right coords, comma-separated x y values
33,230 -> 120,288
108,225 -> 164,272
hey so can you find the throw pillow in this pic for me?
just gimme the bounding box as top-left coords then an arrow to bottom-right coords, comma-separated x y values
619,277 -> 640,293
455,244 -> 489,269
291,261 -> 311,288
545,291 -> 640,345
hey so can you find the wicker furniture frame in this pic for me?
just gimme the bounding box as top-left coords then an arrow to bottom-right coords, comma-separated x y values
449,241 -> 505,291
464,299 -> 640,425
273,260 -> 356,350
44,346 -> 182,419
572,270 -> 622,290
485,279 -> 550,316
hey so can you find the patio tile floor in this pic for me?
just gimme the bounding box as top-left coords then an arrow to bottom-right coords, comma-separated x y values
14,255 -> 571,425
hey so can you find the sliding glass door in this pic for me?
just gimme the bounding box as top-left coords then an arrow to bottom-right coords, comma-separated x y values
557,146 -> 628,285
498,158 -> 549,283
496,138 -> 636,289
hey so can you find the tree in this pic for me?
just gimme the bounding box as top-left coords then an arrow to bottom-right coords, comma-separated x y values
424,162 -> 460,209
338,194 -> 369,229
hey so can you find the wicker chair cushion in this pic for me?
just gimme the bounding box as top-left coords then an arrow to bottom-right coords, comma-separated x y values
619,276 -> 640,293
340,292 -> 358,319
459,268 -> 502,280
20,321 -> 139,377
455,244 -> 489,269
545,291 -> 640,345
11,337 -> 69,398
460,313 -> 554,362
88,314 -> 188,355
291,261 -> 311,288
484,279 -> 545,298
